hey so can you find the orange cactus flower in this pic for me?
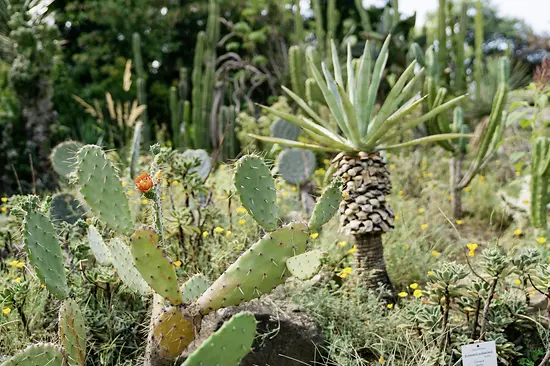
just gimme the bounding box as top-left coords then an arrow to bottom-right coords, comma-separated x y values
135,172 -> 153,193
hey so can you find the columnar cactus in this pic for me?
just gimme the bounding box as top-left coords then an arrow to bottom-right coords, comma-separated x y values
530,137 -> 550,231
132,32 -> 149,142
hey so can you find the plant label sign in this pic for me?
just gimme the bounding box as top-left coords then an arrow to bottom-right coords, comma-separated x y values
461,341 -> 497,366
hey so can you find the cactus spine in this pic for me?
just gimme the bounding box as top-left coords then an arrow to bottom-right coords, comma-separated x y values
474,0 -> 484,101
133,33 -> 149,143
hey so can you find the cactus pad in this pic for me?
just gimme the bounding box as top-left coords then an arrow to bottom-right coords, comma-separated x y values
308,177 -> 343,231
180,274 -> 210,305
59,299 -> 86,366
23,211 -> 69,299
49,193 -> 86,225
87,225 -> 111,266
196,223 -> 309,314
182,312 -> 256,366
182,149 -> 212,181
130,227 -> 182,305
109,237 -> 150,295
286,250 -> 325,280
150,307 -> 196,359
50,141 -> 83,178
76,145 -> 134,236
271,118 -> 301,141
0,343 -> 65,366
234,155 -> 278,231
276,148 -> 316,186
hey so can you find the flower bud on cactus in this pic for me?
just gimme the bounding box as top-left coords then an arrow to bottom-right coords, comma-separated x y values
136,172 -> 154,193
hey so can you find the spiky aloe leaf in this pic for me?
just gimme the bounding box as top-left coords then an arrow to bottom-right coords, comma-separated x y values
129,227 -> 182,305
234,155 -> 278,231
76,145 -> 134,236
181,312 -> 256,366
59,299 -> 86,366
196,223 -> 309,314
309,177 -> 343,231
23,211 -> 69,299
286,250 -> 325,280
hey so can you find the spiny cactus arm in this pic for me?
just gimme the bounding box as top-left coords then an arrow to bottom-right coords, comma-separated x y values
191,31 -> 205,146
76,145 -> 134,236
294,0 -> 304,43
234,155 -> 278,231
50,141 -> 83,178
289,46 -> 305,99
311,0 -> 325,57
276,148 -> 316,186
132,33 -> 145,78
59,299 -> 86,366
309,177 -> 343,231
249,135 -> 341,152
87,225 -> 111,266
170,86 -> 180,148
354,0 -> 372,32
180,274 -> 210,305
286,250 -> 325,281
129,227 -> 182,305
437,0 -> 447,73
0,344 -> 65,366
109,237 -> 151,295
181,312 -> 256,366
23,211 -> 69,300
455,2 -> 467,93
474,0 -> 484,101
196,223 -> 309,314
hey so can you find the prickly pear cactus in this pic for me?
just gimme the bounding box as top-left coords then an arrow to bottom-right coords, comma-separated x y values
0,343 -> 65,366
49,193 -> 86,225
286,250 -> 325,280
109,237 -> 150,295
276,148 -> 316,186
234,155 -> 278,231
59,299 -> 86,366
23,211 -> 69,299
196,223 -> 309,314
148,307 -> 197,361
129,227 -> 182,305
50,141 -> 83,178
182,149 -> 211,181
308,177 -> 343,231
76,145 -> 134,236
271,118 -> 300,141
180,274 -> 210,305
87,225 -> 111,266
181,312 -> 256,366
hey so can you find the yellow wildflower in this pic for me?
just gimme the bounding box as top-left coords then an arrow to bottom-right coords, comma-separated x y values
348,245 -> 357,254
282,191 -> 289,197
2,308 -> 11,315
447,195 -> 452,201
339,273 -> 348,279
398,292 -> 408,298
398,190 -> 404,196
342,267 -> 352,274
379,356 -> 385,364
127,189 -> 135,195
479,175 -> 485,182
395,215 -> 399,220
516,171 -> 521,177
1,207 -> 6,212
337,241 -> 347,247
467,243 -> 478,252
8,260 -> 19,267
421,223 -> 428,230
16,261 -> 24,269
514,229 -> 522,236
202,231 -> 209,238
427,173 -> 433,178
387,153 -> 391,158
1,197 -> 7,203
238,219 -> 246,225
236,207 -> 247,214
291,186 -> 297,192
537,237 -> 547,244
41,284 -> 45,288
226,231 -> 232,237
173,260 -> 182,268
323,159 -> 330,165
463,186 -> 471,192
141,199 -> 148,205
413,289 -> 423,298
315,168 -> 326,175
121,181 -> 127,187
310,233 -> 319,239
172,180 -> 179,185
410,283 -> 418,290
427,271 -> 434,275
389,164 -> 395,169
14,277 -> 21,283
276,198 -> 281,203
403,243 -> 410,249
387,303 -> 394,309
456,220 -> 463,225
214,227 -> 224,233
418,208 -> 425,214
431,250 -> 440,257
522,200 -> 530,204
514,279 -> 521,285
468,250 -> 475,257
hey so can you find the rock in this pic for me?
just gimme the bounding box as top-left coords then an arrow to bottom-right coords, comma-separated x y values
182,299 -> 324,366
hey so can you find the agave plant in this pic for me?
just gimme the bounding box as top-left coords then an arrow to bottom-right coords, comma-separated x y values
252,36 -> 467,294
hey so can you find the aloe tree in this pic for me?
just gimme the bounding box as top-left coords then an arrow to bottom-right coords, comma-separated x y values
252,36 -> 467,293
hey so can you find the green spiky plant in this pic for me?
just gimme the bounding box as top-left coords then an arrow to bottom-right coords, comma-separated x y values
132,32 -> 150,143
71,145 -> 342,366
251,36 -> 468,294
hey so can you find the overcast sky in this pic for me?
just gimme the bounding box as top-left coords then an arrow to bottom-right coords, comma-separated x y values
390,0 -> 550,35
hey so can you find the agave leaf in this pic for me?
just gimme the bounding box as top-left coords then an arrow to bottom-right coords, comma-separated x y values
346,43 -> 356,102
281,86 -> 332,130
337,84 -> 362,148
249,134 -> 342,152
356,40 -> 372,137
331,40 -> 343,86
377,133 -> 473,151
302,125 -> 355,150
364,35 -> 391,138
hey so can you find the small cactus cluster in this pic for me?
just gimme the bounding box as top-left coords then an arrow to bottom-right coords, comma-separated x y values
1,299 -> 87,366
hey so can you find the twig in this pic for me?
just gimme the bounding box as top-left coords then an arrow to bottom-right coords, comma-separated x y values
11,164 -> 23,194
28,153 -> 36,195
478,277 -> 498,340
